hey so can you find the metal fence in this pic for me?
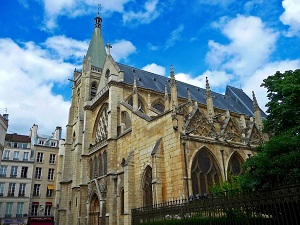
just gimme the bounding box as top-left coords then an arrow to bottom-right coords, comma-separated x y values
132,183 -> 300,225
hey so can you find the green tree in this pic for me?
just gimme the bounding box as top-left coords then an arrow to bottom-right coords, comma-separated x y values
241,69 -> 300,190
261,69 -> 300,135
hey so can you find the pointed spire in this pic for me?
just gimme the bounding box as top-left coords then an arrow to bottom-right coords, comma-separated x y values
205,77 -> 212,99
164,85 -> 169,111
85,6 -> 107,69
133,76 -> 138,111
188,89 -> 193,113
205,77 -> 214,121
169,65 -> 178,107
252,91 -> 263,131
252,91 -> 259,111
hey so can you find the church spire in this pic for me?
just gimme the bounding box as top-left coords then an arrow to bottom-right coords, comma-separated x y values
252,91 -> 263,131
170,65 -> 178,107
85,6 -> 107,69
205,77 -> 214,122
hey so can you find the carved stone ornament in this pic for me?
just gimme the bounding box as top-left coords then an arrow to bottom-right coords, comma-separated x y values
95,106 -> 108,143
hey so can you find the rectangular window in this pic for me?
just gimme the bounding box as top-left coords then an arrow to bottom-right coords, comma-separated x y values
22,143 -> 28,149
10,166 -> 18,177
23,152 -> 29,161
31,204 -> 38,216
39,140 -> 44,145
46,185 -> 54,197
8,183 -> 15,196
35,167 -> 42,180
3,150 -> 10,160
51,141 -> 56,147
33,184 -> 40,196
0,183 -> 4,196
49,154 -> 56,164
13,151 -> 20,160
37,152 -> 44,163
48,168 -> 54,180
5,202 -> 13,217
16,202 -> 24,215
44,205 -> 52,216
21,167 -> 28,178
0,165 -> 7,177
19,183 -> 26,197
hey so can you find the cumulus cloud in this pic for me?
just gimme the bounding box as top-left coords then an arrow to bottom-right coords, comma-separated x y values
123,0 -> 161,24
0,38 -> 73,135
207,15 -> 278,78
110,39 -> 136,62
280,0 -> 300,36
41,0 -> 131,30
142,63 -> 166,75
175,70 -> 232,89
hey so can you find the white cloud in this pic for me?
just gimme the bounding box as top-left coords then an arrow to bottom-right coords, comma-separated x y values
41,0 -> 131,30
142,63 -> 166,75
242,59 -> 300,111
280,0 -> 300,36
175,70 -> 232,89
0,38 -> 73,136
122,0 -> 160,24
207,15 -> 278,78
110,40 -> 136,62
45,35 -> 89,62
165,24 -> 185,49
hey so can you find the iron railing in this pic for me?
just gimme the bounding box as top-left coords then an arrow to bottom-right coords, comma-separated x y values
132,183 -> 300,225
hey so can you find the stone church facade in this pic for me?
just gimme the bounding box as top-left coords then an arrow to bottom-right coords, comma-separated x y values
56,13 -> 266,225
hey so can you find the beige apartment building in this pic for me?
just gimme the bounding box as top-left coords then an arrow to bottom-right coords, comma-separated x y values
57,13 -> 267,225
0,133 -> 33,225
0,114 -> 9,163
29,125 -> 61,225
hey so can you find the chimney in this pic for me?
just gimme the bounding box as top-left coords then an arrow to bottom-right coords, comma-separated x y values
54,126 -> 62,140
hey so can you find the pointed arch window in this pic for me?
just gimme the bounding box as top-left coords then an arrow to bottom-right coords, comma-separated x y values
228,153 -> 244,175
142,166 -> 153,207
91,81 -> 98,99
152,102 -> 164,113
95,105 -> 108,143
94,157 -> 98,178
191,149 -> 221,195
128,97 -> 145,113
103,151 -> 107,175
99,153 -> 103,177
120,188 -> 125,215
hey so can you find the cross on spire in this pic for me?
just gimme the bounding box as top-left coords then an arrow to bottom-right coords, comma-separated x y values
106,42 -> 112,55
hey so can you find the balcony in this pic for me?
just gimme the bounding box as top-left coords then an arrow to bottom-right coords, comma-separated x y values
13,158 -> 19,161
0,193 -> 4,196
18,193 -> 25,197
5,214 -> 12,218
16,214 -> 23,218
8,192 -> 15,197
10,174 -> 17,178
0,174 -> 6,177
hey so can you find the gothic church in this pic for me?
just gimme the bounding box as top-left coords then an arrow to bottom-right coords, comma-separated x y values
57,13 -> 266,225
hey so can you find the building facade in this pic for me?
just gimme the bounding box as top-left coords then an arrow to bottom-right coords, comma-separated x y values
0,114 -> 9,164
57,14 -> 266,225
29,125 -> 61,225
0,133 -> 33,225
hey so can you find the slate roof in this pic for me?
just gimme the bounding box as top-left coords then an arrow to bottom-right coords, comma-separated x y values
117,63 -> 266,118
5,133 -> 31,143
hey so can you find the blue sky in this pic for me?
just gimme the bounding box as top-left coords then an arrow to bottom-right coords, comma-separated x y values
0,0 -> 300,136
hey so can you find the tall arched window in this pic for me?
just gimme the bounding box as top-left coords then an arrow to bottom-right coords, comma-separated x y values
94,157 -> 98,178
142,166 -> 153,207
227,152 -> 244,175
91,81 -> 97,99
99,153 -> 103,177
103,151 -> 107,175
120,188 -> 125,215
191,148 -> 221,195
152,102 -> 164,113
90,159 -> 93,180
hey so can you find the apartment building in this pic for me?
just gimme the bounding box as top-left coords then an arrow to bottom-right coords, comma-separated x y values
29,125 -> 61,225
0,133 -> 33,225
0,114 -> 9,163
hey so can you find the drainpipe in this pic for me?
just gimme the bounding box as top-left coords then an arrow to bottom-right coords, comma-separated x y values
182,142 -> 190,198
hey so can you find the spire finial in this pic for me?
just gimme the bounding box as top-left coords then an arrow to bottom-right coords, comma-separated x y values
94,4 -> 102,28
205,77 -> 212,98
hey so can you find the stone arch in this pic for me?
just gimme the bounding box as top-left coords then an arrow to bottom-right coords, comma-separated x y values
227,151 -> 244,176
142,165 -> 153,207
190,147 -> 222,195
152,100 -> 165,113
89,193 -> 100,225
127,94 -> 147,114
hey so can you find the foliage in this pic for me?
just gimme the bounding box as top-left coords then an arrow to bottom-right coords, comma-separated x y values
209,175 -> 242,196
261,69 -> 300,135
241,132 -> 300,190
